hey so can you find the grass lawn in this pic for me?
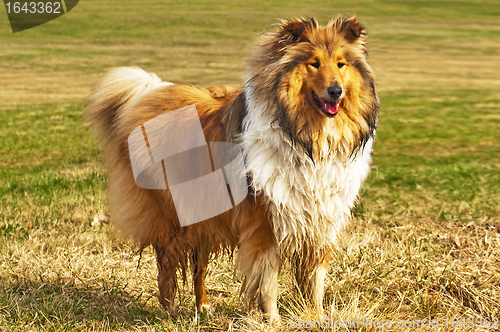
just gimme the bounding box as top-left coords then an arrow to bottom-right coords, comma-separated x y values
1,0 -> 500,331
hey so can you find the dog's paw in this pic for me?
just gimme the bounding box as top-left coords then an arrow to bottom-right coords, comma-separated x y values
198,303 -> 214,315
267,312 -> 281,325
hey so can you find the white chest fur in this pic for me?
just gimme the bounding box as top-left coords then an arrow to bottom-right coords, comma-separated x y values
240,96 -> 373,254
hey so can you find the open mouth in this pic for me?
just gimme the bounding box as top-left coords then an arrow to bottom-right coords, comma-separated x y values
312,91 -> 339,117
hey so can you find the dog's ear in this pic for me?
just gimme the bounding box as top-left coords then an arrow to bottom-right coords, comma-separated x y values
342,15 -> 366,42
277,18 -> 316,44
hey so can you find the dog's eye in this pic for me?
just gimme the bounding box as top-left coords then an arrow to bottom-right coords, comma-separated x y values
310,61 -> 320,69
337,62 -> 345,68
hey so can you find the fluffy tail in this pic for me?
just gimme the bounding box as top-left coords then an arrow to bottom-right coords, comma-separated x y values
86,67 -> 166,147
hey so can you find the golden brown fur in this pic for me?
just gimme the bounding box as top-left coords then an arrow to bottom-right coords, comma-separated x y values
86,16 -> 379,320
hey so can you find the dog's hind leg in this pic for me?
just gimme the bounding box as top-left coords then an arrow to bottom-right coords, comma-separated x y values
191,249 -> 212,314
155,242 -> 186,311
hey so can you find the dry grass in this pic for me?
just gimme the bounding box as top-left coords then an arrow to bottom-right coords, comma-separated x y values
1,0 -> 500,331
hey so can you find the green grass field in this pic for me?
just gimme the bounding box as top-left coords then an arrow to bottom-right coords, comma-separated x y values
1,0 -> 500,331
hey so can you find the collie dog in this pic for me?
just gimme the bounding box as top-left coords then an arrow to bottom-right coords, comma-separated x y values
87,15 -> 379,319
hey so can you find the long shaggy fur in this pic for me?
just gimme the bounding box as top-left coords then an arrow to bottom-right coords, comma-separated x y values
87,15 -> 379,319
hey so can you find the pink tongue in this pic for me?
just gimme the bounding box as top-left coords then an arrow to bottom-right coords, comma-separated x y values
325,101 -> 339,115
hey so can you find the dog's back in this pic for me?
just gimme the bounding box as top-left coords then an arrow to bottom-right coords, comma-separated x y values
86,67 -> 253,312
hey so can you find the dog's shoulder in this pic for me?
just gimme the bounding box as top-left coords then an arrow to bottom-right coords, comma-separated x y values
223,91 -> 246,142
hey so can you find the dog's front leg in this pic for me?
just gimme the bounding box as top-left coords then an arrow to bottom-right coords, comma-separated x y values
294,251 -> 332,314
256,248 -> 280,321
237,226 -> 280,322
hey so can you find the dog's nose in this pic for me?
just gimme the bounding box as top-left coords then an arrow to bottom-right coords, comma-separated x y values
327,85 -> 342,99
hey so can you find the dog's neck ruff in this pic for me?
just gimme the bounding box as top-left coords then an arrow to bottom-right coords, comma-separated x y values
239,86 -> 373,256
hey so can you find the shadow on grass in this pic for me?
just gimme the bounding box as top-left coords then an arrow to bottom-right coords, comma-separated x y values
0,273 -> 246,330
0,277 -> 165,328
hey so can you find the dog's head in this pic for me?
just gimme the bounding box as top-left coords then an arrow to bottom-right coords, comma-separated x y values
246,16 -> 379,158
